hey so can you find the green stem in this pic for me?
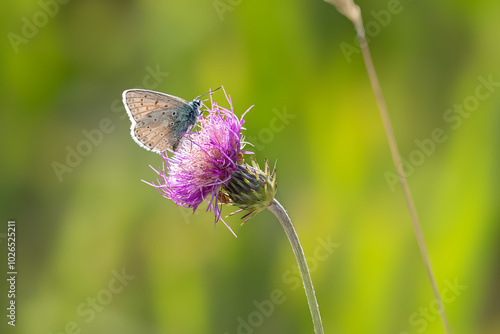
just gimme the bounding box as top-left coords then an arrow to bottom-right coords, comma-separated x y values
268,199 -> 324,334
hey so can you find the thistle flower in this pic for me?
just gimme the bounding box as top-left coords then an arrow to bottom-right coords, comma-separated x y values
142,88 -> 323,334
146,88 -> 276,235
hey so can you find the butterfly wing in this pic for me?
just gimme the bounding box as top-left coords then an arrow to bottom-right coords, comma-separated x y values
122,89 -> 197,152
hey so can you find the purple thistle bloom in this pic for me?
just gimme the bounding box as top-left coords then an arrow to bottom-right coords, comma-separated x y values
146,88 -> 252,236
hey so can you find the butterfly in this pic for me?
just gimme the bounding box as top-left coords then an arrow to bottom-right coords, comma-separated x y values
122,89 -> 208,152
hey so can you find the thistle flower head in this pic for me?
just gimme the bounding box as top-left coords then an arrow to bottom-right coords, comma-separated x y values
146,88 -> 277,236
222,158 -> 277,223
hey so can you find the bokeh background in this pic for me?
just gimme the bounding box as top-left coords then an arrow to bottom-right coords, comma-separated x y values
1,0 -> 499,333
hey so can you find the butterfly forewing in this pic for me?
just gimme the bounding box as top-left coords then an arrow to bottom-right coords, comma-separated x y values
123,89 -> 189,121
122,89 -> 200,153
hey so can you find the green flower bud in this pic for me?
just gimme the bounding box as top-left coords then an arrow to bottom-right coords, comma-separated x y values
221,158 -> 277,223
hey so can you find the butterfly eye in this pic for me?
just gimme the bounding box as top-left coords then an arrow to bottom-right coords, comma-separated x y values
170,122 -> 174,125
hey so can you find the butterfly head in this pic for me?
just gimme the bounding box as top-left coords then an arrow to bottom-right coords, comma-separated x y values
191,98 -> 202,115
192,86 -> 221,116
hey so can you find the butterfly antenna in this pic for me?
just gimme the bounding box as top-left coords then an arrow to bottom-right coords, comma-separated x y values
196,86 -> 221,100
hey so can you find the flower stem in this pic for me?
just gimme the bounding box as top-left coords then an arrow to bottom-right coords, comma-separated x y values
324,1 -> 450,332
268,199 -> 324,334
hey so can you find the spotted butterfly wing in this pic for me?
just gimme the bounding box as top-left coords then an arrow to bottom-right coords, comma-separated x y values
122,89 -> 201,152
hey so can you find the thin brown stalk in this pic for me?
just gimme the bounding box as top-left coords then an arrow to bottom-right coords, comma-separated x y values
324,0 -> 451,333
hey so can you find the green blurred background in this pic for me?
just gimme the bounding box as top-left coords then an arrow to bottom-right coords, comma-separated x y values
1,0 -> 499,333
